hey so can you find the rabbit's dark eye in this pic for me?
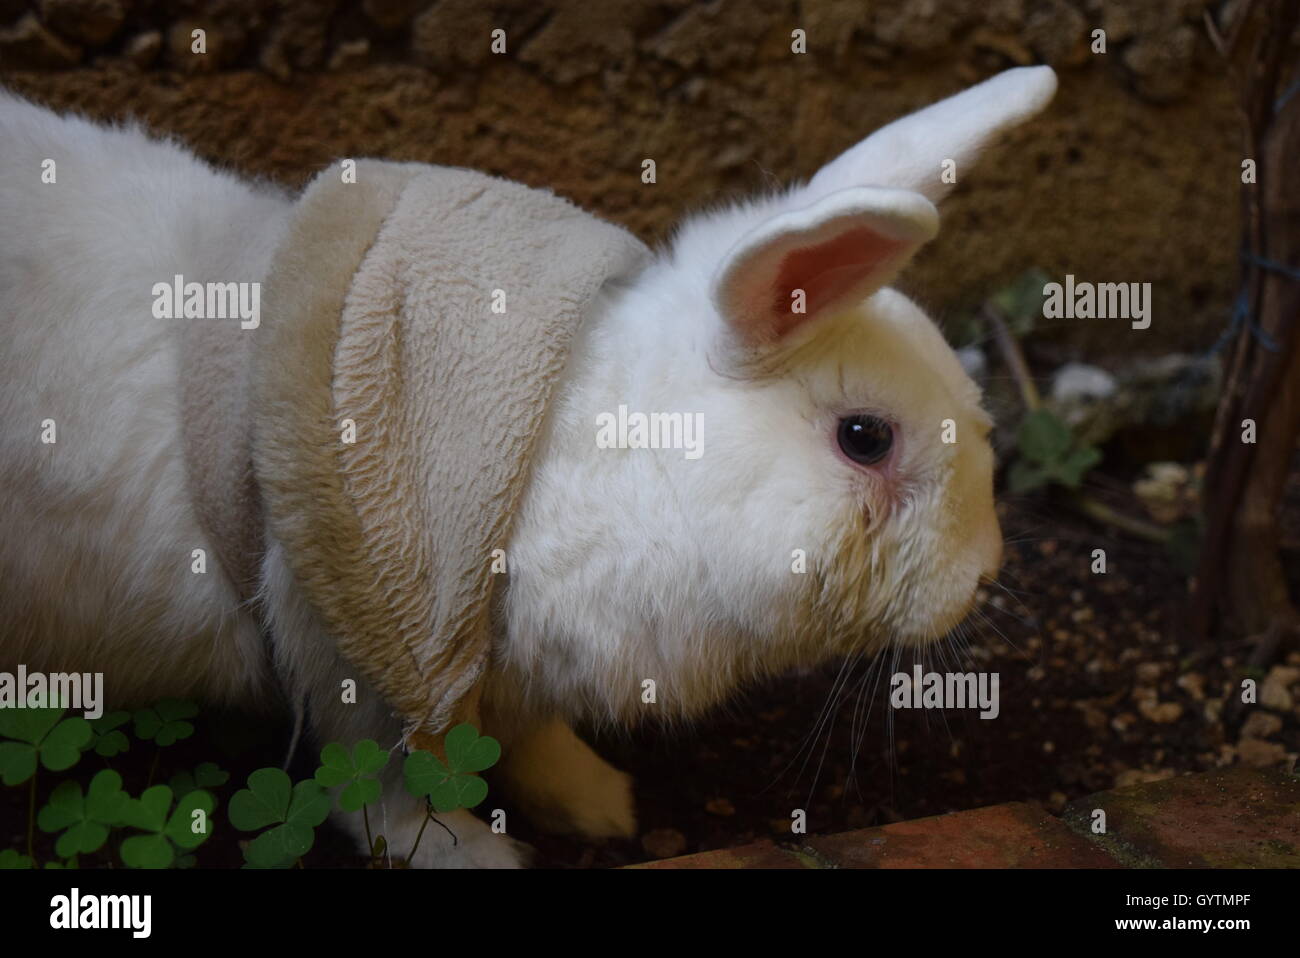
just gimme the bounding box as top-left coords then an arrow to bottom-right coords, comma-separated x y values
837,415 -> 893,465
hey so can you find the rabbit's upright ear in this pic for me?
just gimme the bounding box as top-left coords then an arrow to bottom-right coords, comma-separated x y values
712,186 -> 937,345
805,66 -> 1057,205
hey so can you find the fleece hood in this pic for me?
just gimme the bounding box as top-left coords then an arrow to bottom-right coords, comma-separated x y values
180,160 -> 649,743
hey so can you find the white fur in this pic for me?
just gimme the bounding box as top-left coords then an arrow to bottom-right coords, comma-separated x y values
0,93 -> 287,708
0,67 -> 1055,867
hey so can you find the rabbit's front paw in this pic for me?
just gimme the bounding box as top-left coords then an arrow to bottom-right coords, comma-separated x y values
407,808 -> 532,869
499,719 -> 637,840
553,761 -> 636,840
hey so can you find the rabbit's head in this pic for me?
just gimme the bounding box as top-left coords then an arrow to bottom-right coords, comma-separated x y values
501,68 -> 1056,723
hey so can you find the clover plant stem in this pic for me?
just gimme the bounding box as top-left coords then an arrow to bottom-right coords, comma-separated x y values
407,808 -> 433,863
146,749 -> 159,788
26,768 -> 37,864
362,804 -> 374,864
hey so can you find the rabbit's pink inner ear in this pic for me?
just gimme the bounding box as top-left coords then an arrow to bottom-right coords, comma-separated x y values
770,226 -> 898,338
713,187 -> 938,346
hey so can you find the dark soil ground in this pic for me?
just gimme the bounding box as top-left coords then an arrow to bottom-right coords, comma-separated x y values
5,465 -> 1298,869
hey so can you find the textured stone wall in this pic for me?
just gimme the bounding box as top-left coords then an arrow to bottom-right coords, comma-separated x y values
0,0 -> 1246,354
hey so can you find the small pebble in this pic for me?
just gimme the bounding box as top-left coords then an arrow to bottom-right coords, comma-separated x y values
641,828 -> 687,859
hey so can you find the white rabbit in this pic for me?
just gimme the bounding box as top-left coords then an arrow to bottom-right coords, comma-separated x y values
0,66 -> 1056,868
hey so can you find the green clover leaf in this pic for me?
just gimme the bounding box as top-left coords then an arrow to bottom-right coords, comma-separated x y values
229,769 -> 330,868
165,789 -> 218,851
88,711 -> 132,758
403,749 -> 452,799
133,699 -> 198,747
170,762 -> 229,799
0,743 -> 35,787
1010,408 -> 1102,494
38,717 -> 91,770
36,769 -> 128,859
1017,409 -> 1073,465
1007,458 -> 1050,494
0,849 -> 34,869
403,724 -> 499,813
433,771 -> 487,812
228,768 -> 292,831
1054,445 -> 1102,488
118,784 -> 216,869
0,707 -> 93,783
243,821 -> 307,868
244,782 -> 331,868
285,780 -> 331,833
120,784 -> 172,832
0,707 -> 61,744
444,724 -> 501,773
315,740 -> 390,812
44,857 -> 79,869
119,834 -> 173,869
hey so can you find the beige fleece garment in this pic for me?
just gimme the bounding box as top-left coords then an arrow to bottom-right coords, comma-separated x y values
228,160 -> 650,738
180,299 -> 264,602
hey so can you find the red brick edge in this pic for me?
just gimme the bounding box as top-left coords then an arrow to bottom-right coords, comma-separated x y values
627,767 -> 1300,869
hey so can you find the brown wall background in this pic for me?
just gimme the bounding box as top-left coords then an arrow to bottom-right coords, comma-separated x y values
1,0 -> 1238,355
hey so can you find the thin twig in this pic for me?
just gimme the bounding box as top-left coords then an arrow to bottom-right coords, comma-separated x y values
1203,8 -> 1228,57
983,305 -> 1041,410
1069,492 -> 1171,544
